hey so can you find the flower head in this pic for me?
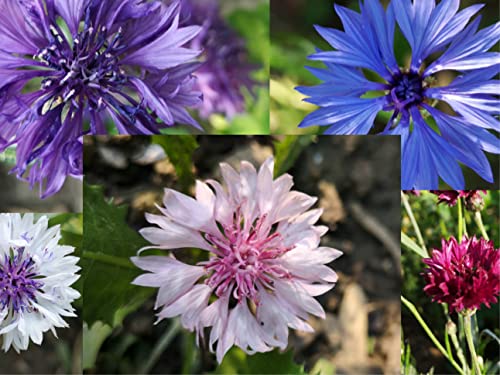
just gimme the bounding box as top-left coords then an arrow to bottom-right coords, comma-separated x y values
422,236 -> 500,313
430,190 -> 487,210
131,157 -> 341,362
0,214 -> 80,352
297,0 -> 500,189
0,0 -> 203,197
180,0 -> 256,118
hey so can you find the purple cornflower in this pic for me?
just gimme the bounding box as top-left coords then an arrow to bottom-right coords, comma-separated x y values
131,157 -> 341,363
0,0 -> 202,197
297,0 -> 500,189
423,236 -> 500,313
180,0 -> 255,118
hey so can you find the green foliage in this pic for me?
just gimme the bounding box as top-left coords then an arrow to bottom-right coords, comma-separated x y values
211,86 -> 270,135
214,348 -> 306,375
274,135 -> 315,177
83,322 -> 113,370
152,135 -> 199,191
204,1 -> 270,135
0,147 -> 17,166
401,232 -> 427,258
227,2 -> 270,73
81,184 -> 153,326
309,358 -> 335,375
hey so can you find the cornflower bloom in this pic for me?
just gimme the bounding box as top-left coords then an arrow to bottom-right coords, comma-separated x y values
0,0 -> 202,197
132,157 -> 341,362
180,0 -> 255,118
422,236 -> 499,313
430,190 -> 486,209
0,214 -> 80,352
297,0 -> 500,189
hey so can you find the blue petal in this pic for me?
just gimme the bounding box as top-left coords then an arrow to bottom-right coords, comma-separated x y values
323,104 -> 381,135
360,0 -> 399,72
426,106 -> 494,183
391,0 -> 415,50
426,20 -> 500,75
411,108 -> 465,189
427,4 -> 484,56
298,98 -> 383,130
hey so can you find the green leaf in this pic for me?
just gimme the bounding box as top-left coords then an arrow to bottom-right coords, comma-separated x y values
274,135 -> 315,177
82,184 -> 153,326
82,322 -> 113,370
401,232 -> 428,258
214,348 -> 306,375
152,135 -> 199,192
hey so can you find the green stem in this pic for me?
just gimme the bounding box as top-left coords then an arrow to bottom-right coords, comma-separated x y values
474,212 -> 489,240
138,319 -> 181,374
464,312 -> 482,375
401,191 -> 428,256
81,251 -> 136,270
402,296 -> 465,375
458,198 -> 464,239
447,319 -> 469,374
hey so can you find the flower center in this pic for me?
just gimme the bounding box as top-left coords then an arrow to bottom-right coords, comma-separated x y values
0,249 -> 43,313
202,214 -> 292,302
389,72 -> 424,111
35,20 -> 126,109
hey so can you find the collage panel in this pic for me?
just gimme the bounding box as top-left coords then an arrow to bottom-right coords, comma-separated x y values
0,0 -> 498,374
401,190 -> 499,374
270,0 -> 499,190
0,213 -> 82,374
81,135 -> 400,374
0,0 -> 269,214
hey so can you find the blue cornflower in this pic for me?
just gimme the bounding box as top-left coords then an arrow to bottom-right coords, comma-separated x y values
297,0 -> 500,189
0,0 -> 202,197
180,0 -> 256,118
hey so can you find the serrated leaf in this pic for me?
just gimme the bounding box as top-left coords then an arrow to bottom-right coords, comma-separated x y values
152,135 -> 199,192
274,135 -> 315,177
82,184 -> 153,326
214,348 -> 306,375
401,232 -> 428,258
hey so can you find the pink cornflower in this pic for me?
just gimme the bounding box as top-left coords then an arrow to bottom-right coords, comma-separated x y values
430,190 -> 487,210
422,236 -> 500,313
131,157 -> 341,362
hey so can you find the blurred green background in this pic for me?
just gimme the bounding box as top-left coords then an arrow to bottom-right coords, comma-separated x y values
270,0 -> 499,188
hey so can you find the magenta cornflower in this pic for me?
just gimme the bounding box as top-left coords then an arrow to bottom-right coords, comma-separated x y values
131,157 -> 341,362
422,236 -> 500,313
430,190 -> 486,210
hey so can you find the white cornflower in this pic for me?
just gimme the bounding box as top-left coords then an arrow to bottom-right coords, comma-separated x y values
0,214 -> 80,352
